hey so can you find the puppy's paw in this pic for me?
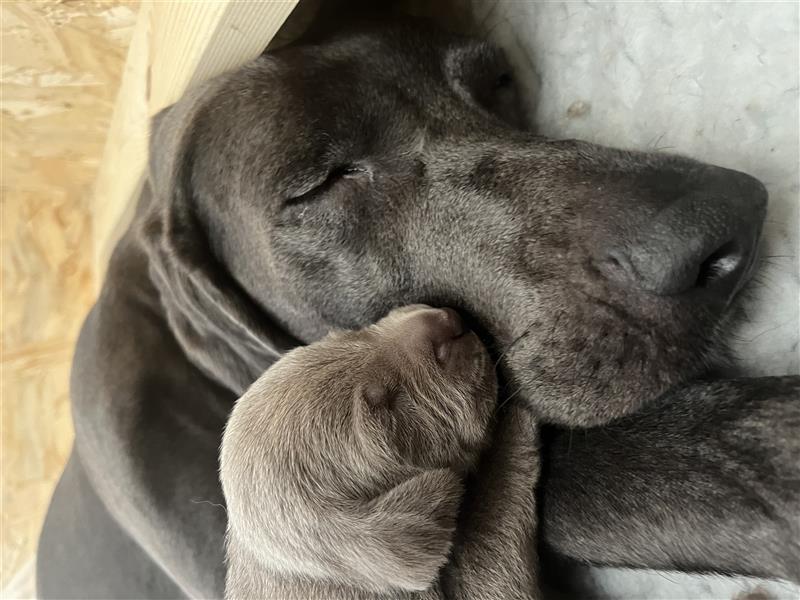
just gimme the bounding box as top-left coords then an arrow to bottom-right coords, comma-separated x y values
360,468 -> 464,592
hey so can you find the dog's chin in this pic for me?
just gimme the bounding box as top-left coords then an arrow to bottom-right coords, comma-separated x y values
597,279 -> 762,416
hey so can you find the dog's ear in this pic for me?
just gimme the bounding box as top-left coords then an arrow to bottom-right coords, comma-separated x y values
143,82 -> 297,395
346,468 -> 464,592
242,468 -> 462,594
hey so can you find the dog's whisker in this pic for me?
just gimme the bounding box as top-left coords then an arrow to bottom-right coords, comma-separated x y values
190,498 -> 227,513
495,386 -> 524,414
493,327 -> 533,370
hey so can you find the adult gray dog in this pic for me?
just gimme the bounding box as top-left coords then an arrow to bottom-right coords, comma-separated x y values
38,12 -> 799,600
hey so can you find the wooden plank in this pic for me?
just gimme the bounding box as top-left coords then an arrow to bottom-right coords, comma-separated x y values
92,0 -> 299,280
91,1 -> 151,281
1,2 -> 139,593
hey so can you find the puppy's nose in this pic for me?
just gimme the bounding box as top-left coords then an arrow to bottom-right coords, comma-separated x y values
404,307 -> 465,363
606,166 -> 767,301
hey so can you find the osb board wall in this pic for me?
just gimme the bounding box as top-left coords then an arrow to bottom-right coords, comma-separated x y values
1,1 -> 138,595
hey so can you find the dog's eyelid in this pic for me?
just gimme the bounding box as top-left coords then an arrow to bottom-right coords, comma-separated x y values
284,163 -> 372,205
338,163 -> 366,174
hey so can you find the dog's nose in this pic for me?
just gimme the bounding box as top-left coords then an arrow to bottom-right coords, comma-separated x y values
403,307 -> 465,363
605,167 -> 767,300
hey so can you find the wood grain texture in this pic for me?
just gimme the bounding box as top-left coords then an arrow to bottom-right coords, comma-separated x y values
1,2 -> 138,596
3,2 -> 298,596
93,0 -> 299,279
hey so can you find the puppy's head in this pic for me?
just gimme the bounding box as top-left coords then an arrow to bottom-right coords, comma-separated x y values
347,303 -> 497,472
221,305 -> 496,590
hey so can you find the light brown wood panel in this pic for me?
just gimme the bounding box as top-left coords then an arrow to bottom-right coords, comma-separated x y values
1,1 -> 138,595
2,1 -> 298,596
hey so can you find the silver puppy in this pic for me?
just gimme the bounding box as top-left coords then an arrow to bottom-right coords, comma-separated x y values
221,305 -> 539,599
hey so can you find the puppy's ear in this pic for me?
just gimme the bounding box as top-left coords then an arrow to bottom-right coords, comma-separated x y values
143,82 -> 297,394
351,468 -> 464,592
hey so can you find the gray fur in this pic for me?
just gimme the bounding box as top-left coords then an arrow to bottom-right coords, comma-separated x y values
37,13 -> 799,599
220,306 -> 539,599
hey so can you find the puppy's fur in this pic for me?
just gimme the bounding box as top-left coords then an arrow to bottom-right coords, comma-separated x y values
221,306 -> 539,599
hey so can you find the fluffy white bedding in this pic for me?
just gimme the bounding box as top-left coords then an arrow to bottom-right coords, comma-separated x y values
475,2 -> 799,597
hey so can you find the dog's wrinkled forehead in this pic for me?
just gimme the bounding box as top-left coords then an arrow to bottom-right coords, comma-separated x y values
286,24 -> 507,94
195,26 -> 514,189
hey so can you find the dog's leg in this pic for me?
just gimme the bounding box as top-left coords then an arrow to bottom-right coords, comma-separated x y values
540,375 -> 800,586
442,401 -> 541,600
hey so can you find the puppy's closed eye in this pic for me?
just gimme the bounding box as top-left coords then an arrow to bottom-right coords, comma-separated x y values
362,381 -> 395,410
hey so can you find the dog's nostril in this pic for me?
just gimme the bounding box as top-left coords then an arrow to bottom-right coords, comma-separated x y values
603,166 -> 766,298
695,240 -> 743,288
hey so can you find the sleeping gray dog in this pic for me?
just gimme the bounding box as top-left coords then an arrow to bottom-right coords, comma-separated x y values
221,305 -> 538,599
38,12 -> 799,600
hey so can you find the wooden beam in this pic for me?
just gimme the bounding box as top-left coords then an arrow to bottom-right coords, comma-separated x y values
92,0 -> 298,282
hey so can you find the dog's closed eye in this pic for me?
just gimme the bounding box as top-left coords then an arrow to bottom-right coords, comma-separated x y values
285,164 -> 371,206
